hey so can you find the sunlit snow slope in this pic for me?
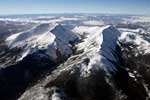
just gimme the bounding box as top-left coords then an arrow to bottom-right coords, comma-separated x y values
5,23 -> 78,62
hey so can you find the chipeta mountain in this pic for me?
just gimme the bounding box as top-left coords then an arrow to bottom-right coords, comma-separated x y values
0,14 -> 150,100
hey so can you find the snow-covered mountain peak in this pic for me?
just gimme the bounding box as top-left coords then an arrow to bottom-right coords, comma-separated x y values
78,25 -> 120,53
76,25 -> 121,77
5,23 -> 78,62
6,23 -> 54,48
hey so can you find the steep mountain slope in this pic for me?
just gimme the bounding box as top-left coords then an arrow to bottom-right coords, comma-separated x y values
118,29 -> 150,100
3,23 -> 78,64
0,23 -> 79,100
18,25 -> 138,100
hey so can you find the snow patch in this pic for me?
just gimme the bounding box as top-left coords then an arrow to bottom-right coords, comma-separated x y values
82,20 -> 104,26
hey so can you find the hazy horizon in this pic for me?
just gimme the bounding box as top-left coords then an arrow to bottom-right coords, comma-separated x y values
0,0 -> 149,15
0,13 -> 149,17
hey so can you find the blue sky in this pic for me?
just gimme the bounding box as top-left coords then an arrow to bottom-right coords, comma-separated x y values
0,0 -> 149,15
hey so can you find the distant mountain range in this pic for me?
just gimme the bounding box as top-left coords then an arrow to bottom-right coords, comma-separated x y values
0,14 -> 150,100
